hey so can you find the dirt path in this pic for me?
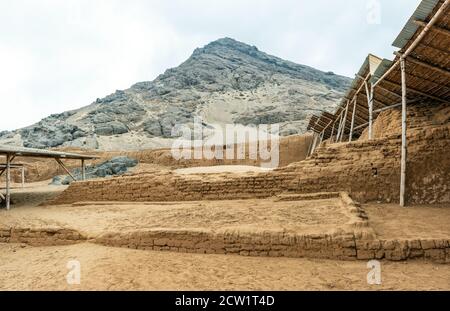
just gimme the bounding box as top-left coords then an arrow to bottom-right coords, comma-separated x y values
365,204 -> 450,239
0,243 -> 448,291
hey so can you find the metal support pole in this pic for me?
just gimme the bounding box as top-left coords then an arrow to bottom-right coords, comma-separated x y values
400,57 -> 407,207
6,154 -> 11,210
349,99 -> 357,142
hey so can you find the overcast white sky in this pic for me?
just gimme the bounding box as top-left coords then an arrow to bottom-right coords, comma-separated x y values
0,0 -> 420,131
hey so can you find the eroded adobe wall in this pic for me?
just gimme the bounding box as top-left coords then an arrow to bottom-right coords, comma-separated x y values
359,101 -> 450,140
49,103 -> 450,206
2,134 -> 312,183
48,125 -> 449,205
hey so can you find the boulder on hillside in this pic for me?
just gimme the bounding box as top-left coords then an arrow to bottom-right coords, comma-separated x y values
95,121 -> 129,136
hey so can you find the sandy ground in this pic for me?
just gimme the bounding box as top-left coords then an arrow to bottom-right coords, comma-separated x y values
174,165 -> 273,174
1,181 -> 66,208
0,243 -> 448,291
1,184 -> 449,291
365,203 -> 450,239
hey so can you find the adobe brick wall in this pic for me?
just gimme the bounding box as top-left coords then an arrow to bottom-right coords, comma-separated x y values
3,192 -> 449,262
0,227 -> 86,246
48,122 -> 449,206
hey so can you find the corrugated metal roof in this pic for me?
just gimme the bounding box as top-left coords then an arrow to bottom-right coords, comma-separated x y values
370,59 -> 394,84
392,0 -> 441,49
341,54 -> 382,104
368,54 -> 383,75
0,145 -> 98,160
341,55 -> 369,102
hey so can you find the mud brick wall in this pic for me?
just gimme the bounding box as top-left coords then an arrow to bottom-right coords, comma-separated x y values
0,227 -> 86,246
126,134 -> 313,169
93,230 -> 364,261
360,101 -> 450,140
49,123 -> 449,206
356,239 -> 450,263
92,229 -> 449,263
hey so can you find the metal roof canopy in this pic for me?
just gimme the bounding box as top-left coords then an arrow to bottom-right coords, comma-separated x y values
307,0 -> 449,206
307,54 -> 386,142
1,145 -> 98,210
309,0 -> 449,144
0,145 -> 98,160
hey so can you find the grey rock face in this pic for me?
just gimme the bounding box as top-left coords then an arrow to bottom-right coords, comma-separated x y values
1,37 -> 351,150
143,107 -> 195,138
149,38 -> 350,94
95,121 -> 129,136
51,156 -> 138,185
20,119 -> 87,149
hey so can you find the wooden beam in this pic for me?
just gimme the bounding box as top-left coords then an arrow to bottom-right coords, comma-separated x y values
307,133 -> 314,156
349,98 -> 357,142
6,154 -> 11,210
55,158 -> 77,182
373,0 -> 450,88
330,120 -> 336,143
353,122 -> 369,131
376,84 -> 402,98
380,79 -> 449,103
400,57 -> 407,207
373,98 -> 422,114
0,155 -> 16,177
364,81 -> 374,140
417,41 -> 450,56
310,133 -> 319,156
336,110 -> 344,142
340,100 -> 350,142
405,55 -> 450,78
414,19 -> 450,37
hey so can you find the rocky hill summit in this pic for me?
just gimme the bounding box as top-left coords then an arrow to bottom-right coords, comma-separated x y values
0,38 -> 351,151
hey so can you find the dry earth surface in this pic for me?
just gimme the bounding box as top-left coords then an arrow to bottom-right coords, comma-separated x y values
0,181 -> 449,291
0,242 -> 449,291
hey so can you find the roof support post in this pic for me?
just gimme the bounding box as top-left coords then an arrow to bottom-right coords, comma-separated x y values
336,110 -> 344,142
307,133 -> 314,157
400,57 -> 407,207
5,154 -> 11,210
349,98 -> 357,142
330,120 -> 337,143
340,100 -> 350,142
321,119 -> 333,142
365,81 -> 374,140
81,159 -> 86,181
309,133 -> 318,156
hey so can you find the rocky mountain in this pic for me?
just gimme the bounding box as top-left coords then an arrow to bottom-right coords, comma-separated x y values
0,38 -> 351,151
